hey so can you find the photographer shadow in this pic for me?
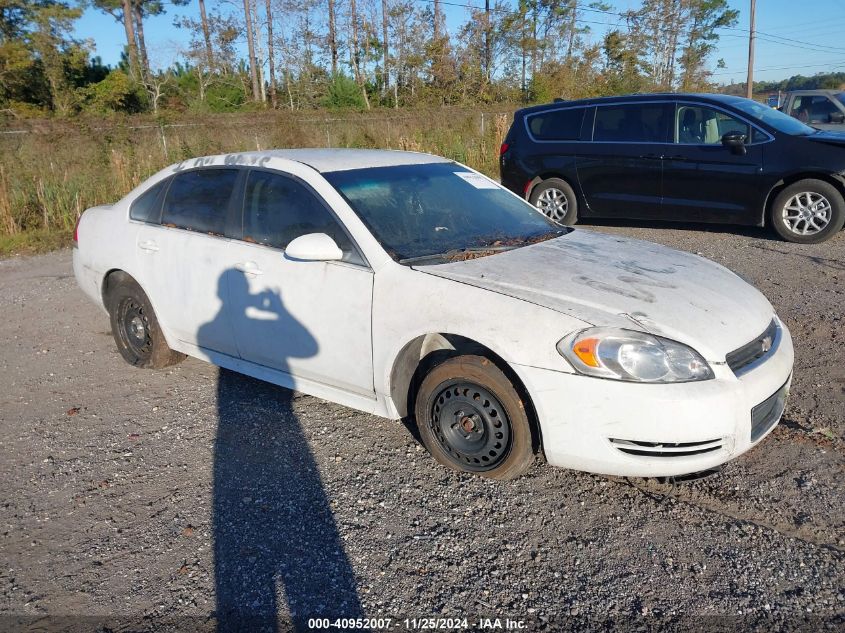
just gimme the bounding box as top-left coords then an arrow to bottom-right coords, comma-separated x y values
199,270 -> 364,632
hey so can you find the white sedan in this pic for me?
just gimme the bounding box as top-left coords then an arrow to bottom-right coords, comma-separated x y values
73,149 -> 794,479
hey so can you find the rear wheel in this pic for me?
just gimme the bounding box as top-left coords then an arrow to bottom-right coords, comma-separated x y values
107,276 -> 185,369
529,178 -> 578,225
770,179 -> 845,244
414,355 -> 534,480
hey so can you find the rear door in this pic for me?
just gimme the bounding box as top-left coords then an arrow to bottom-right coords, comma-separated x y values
575,101 -> 672,219
660,102 -> 766,224
135,167 -> 242,357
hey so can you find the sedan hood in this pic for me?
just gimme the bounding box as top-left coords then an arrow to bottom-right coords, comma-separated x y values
806,130 -> 845,148
419,230 -> 774,361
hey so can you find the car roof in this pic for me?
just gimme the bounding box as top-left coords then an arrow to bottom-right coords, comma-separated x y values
218,148 -> 452,173
785,89 -> 843,95
517,92 -> 751,116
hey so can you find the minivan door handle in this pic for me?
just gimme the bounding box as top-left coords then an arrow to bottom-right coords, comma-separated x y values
666,155 -> 688,161
235,261 -> 264,276
138,240 -> 159,252
638,153 -> 663,160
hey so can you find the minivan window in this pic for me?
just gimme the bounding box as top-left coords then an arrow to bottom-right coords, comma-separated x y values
527,108 -> 584,141
161,169 -> 238,235
593,104 -> 668,143
129,179 -> 167,224
675,105 -> 750,144
242,170 -> 360,263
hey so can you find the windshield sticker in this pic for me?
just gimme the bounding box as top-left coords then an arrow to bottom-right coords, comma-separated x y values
455,172 -> 498,189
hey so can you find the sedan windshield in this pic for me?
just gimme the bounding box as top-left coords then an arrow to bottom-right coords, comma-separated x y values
729,98 -> 817,136
324,163 -> 568,263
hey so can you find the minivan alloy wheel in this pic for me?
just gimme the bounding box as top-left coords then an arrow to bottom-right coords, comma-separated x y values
782,191 -> 832,236
535,187 -> 569,222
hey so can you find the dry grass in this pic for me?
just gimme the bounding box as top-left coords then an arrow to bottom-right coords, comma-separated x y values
0,107 -> 514,256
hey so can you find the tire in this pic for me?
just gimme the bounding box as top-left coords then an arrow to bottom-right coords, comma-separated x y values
528,177 -> 578,225
414,355 -> 534,480
107,276 -> 185,369
770,179 -> 845,244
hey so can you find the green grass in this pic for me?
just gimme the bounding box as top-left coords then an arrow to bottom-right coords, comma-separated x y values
0,108 -> 513,258
0,228 -> 73,258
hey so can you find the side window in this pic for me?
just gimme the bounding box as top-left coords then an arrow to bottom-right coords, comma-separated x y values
807,96 -> 839,123
593,104 -> 669,143
242,170 -> 361,264
161,169 -> 238,236
527,108 -> 584,140
786,96 -> 837,123
675,105 -> 750,145
129,180 -> 167,223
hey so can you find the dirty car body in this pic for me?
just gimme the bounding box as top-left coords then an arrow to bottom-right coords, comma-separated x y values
73,149 -> 794,478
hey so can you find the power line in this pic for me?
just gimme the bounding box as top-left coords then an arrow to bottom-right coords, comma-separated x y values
711,59 -> 845,76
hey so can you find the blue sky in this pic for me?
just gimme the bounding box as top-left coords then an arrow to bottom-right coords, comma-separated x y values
72,0 -> 845,85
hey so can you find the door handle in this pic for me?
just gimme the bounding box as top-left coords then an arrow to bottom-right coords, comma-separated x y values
666,155 -> 688,161
235,261 -> 263,276
138,240 -> 159,252
638,154 -> 664,160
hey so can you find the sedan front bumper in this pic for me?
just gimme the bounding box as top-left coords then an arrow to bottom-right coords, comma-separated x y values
511,320 -> 794,477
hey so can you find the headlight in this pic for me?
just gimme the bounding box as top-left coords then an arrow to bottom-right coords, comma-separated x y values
557,328 -> 714,383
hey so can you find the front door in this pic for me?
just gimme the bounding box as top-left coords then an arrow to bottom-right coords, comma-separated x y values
660,103 -> 765,224
576,102 -> 672,219
227,169 -> 375,397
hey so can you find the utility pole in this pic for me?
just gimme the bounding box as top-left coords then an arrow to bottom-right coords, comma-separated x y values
484,0 -> 490,83
746,0 -> 756,99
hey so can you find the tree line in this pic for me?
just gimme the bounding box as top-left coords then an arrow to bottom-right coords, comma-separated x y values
1,0 -> 741,116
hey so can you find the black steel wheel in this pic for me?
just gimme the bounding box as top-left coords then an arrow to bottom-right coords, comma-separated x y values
107,274 -> 185,369
429,380 -> 512,472
415,355 -> 535,479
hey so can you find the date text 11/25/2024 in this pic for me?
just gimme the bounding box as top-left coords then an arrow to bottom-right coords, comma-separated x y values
306,617 -> 528,630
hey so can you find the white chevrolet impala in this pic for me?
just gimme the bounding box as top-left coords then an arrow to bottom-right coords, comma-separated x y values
73,149 -> 794,479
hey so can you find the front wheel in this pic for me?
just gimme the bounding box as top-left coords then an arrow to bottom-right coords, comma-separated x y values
528,178 -> 578,225
414,355 -> 535,480
770,179 -> 845,244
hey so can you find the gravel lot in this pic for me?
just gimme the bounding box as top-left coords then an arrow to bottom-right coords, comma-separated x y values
1,223 -> 843,632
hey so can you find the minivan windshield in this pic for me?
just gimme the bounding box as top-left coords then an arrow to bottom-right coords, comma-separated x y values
324,163 -> 568,264
729,98 -> 817,136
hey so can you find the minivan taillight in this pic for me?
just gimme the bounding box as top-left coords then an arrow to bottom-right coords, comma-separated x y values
499,142 -> 509,156
73,215 -> 81,245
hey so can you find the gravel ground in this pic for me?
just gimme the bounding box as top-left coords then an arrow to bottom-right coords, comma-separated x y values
0,223 -> 843,632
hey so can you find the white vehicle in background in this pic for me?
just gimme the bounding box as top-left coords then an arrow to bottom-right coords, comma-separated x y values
73,149 -> 794,479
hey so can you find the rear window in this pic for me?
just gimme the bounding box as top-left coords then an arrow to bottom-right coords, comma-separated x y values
527,108 -> 584,141
593,103 -> 669,143
129,180 -> 167,224
161,169 -> 238,235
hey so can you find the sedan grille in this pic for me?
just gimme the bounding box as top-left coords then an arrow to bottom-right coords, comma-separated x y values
609,438 -> 722,458
726,319 -> 778,376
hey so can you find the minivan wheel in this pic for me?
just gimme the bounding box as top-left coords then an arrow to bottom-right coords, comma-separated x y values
529,178 -> 578,225
771,179 -> 845,244
107,277 -> 185,369
414,355 -> 534,480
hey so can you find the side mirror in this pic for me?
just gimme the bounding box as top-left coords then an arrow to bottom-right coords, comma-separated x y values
830,112 -> 845,124
284,233 -> 343,262
721,131 -> 747,155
